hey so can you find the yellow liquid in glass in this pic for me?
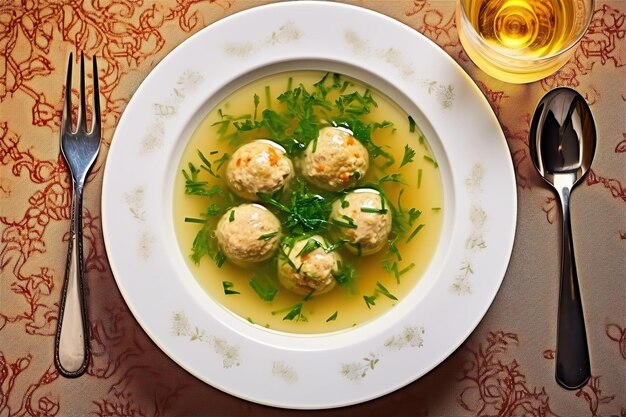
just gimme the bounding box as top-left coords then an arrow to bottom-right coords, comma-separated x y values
459,0 -> 579,82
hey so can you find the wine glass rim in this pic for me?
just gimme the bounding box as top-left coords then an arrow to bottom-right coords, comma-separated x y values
457,0 -> 595,62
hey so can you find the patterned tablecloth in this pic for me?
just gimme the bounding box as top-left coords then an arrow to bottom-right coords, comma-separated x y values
1,1 -> 624,416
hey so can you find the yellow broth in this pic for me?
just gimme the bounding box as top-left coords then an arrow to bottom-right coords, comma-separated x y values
173,71 -> 443,334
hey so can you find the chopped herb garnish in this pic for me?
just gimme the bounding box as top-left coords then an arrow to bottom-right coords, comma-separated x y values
212,109 -> 251,138
282,303 -> 304,321
197,150 -> 220,178
408,208 -> 422,226
379,173 -> 406,185
423,155 -> 439,167
361,207 -> 388,214
184,217 -> 206,224
183,204 -> 222,225
259,181 -> 332,236
375,282 -> 398,301
389,190 -> 407,237
249,274 -> 278,302
228,210 -> 235,222
326,311 -> 338,322
387,189 -> 423,247
214,153 -> 230,171
214,251 -> 226,268
382,259 -> 394,273
432,207 -> 442,211
253,93 -> 260,120
336,89 -> 376,115
271,290 -> 314,321
257,192 -> 290,213
278,240 -> 298,270
203,204 -> 221,217
341,199 -> 350,208
364,281 -> 398,308
209,150 -> 219,155
396,188 -> 405,212
190,226 -> 209,264
363,295 -> 377,309
382,259 -> 416,283
222,281 -> 240,295
190,223 -> 221,265
258,231 -> 279,241
417,168 -> 423,188
331,218 -> 358,229
190,183 -> 221,197
324,239 -> 348,253
297,238 -> 322,257
331,261 -> 357,293
331,214 -> 357,229
406,223 -> 425,243
284,181 -> 331,235
398,262 -> 416,277
342,215 -> 356,225
408,115 -> 416,133
311,136 -> 319,153
399,144 -> 416,168
221,73 -> 394,162
182,163 -> 223,197
388,239 -> 402,261
302,289 -> 316,302
265,85 -> 272,109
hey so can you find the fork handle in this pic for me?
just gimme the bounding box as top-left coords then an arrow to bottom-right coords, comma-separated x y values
55,182 -> 90,377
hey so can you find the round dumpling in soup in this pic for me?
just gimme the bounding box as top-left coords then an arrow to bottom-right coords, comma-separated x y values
300,127 -> 369,191
226,140 -> 293,201
278,235 -> 341,296
330,188 -> 392,255
215,203 -> 281,265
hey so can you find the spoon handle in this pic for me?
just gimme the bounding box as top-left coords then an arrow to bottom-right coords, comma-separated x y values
556,185 -> 590,389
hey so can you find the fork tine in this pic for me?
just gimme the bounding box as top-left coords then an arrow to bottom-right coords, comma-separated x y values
61,52 -> 73,134
91,55 -> 101,136
78,52 -> 87,133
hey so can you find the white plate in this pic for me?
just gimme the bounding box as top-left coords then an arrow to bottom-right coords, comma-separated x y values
102,1 -> 516,409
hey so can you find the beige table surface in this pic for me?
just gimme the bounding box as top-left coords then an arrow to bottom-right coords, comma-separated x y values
1,1 -> 625,416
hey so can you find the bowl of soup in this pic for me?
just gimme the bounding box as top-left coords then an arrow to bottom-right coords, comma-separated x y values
173,70 -> 445,334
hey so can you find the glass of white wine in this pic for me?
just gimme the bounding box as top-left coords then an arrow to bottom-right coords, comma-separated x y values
456,0 -> 594,83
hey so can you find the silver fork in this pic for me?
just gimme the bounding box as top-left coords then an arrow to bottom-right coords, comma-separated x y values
54,52 -> 101,377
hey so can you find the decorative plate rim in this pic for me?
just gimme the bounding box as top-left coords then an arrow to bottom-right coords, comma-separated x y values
102,1 -> 517,409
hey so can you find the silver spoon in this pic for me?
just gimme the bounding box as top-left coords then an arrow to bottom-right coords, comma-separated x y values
529,87 -> 595,390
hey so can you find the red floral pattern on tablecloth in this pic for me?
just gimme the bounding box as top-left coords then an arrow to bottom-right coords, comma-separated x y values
1,1 -> 624,416
459,331 -> 559,417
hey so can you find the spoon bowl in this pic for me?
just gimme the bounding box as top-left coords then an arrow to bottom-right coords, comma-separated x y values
530,88 -> 596,186
529,87 -> 596,390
